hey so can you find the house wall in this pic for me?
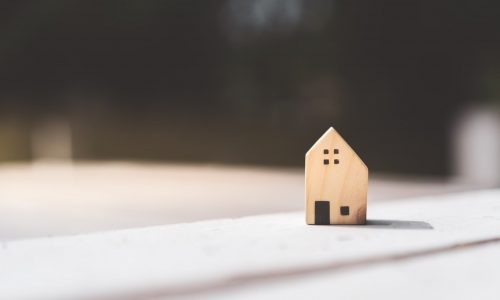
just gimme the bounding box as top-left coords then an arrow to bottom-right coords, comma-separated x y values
305,129 -> 368,225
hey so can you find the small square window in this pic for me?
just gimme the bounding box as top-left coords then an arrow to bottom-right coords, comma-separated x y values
323,149 -> 329,154
334,149 -> 339,154
323,159 -> 329,165
340,206 -> 350,216
334,159 -> 339,164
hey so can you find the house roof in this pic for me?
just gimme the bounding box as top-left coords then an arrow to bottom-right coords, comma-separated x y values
306,127 -> 367,171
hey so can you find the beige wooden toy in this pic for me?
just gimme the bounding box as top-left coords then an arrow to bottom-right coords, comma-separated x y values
305,127 -> 368,225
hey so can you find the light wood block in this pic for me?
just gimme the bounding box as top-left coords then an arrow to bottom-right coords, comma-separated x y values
306,127 -> 368,225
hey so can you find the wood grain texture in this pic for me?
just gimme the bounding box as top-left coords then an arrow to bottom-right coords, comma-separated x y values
306,127 -> 368,225
1,189 -> 500,300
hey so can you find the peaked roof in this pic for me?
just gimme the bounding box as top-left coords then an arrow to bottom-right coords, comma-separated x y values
306,127 -> 367,169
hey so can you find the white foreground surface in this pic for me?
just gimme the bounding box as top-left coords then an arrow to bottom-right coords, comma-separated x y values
0,162 -> 482,239
1,189 -> 500,300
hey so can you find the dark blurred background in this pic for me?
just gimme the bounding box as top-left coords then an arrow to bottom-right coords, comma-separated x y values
1,0 -> 500,177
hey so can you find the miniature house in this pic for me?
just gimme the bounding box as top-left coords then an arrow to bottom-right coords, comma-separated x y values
305,127 -> 368,225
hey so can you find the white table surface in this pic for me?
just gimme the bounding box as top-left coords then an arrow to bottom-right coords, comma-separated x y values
1,188 -> 499,300
0,162 -> 483,239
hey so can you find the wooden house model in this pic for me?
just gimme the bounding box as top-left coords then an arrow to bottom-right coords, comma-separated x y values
305,127 -> 368,225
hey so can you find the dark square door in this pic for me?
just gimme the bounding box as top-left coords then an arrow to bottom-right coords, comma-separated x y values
315,201 -> 330,225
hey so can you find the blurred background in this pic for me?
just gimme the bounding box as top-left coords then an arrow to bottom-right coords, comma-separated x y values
1,0 -> 500,177
1,0 -> 500,238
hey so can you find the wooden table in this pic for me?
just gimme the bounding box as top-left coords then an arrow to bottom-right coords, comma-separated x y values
0,163 -> 497,299
0,162 -> 482,239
